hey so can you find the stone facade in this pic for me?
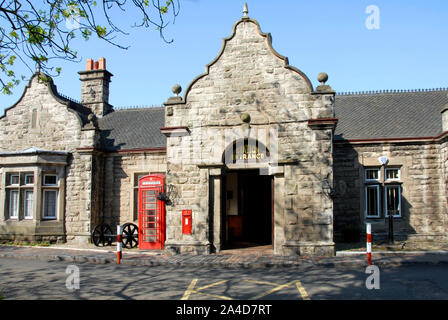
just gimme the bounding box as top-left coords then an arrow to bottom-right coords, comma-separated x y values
0,73 -> 97,243
162,17 -> 336,255
102,151 -> 167,227
334,139 -> 448,243
0,9 -> 447,254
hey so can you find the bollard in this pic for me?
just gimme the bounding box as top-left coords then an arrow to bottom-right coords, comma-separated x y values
117,225 -> 122,264
366,223 -> 372,266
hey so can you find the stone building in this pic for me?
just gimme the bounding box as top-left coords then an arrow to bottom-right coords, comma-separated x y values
0,7 -> 447,255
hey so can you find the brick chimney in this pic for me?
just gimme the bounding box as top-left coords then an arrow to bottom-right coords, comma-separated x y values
78,57 -> 113,117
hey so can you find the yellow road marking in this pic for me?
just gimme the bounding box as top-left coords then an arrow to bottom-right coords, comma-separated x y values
182,278 -> 311,300
296,281 -> 311,300
181,278 -> 198,300
245,279 -> 311,300
197,280 -> 228,291
181,279 -> 233,300
250,280 -> 297,300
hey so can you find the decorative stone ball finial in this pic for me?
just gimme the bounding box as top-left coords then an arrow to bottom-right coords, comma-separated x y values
315,72 -> 334,94
240,113 -> 251,123
172,84 -> 182,97
317,72 -> 329,85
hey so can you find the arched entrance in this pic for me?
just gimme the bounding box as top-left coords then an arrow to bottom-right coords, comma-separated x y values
221,139 -> 273,250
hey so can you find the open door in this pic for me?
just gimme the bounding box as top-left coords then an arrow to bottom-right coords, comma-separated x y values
138,174 -> 166,250
225,170 -> 273,248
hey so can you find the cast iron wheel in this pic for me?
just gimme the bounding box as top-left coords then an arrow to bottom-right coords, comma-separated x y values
91,223 -> 113,247
121,223 -> 139,248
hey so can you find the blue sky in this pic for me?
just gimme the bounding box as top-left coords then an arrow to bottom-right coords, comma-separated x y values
1,0 -> 448,115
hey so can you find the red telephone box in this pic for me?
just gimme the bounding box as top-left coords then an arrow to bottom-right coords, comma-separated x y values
138,174 -> 166,250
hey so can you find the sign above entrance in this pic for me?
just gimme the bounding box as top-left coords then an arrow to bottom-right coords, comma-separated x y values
225,138 -> 270,164
234,144 -> 266,161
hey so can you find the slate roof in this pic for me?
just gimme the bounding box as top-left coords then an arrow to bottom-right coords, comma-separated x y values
334,89 -> 448,140
97,107 -> 166,151
94,89 -> 448,151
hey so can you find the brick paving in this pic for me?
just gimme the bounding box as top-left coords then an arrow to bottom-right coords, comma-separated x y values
1,243 -> 448,269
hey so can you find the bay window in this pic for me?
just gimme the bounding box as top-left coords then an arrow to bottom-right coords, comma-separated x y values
0,148 -> 68,225
23,189 -> 34,219
8,189 -> 19,219
2,171 -> 62,221
43,190 -> 58,219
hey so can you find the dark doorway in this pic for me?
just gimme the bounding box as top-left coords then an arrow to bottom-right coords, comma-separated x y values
224,170 -> 273,248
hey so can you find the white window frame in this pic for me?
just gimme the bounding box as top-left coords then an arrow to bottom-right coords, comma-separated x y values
23,189 -> 34,219
365,168 -> 381,182
8,189 -> 19,219
43,174 -> 58,186
42,190 -> 58,219
10,174 -> 19,186
385,185 -> 402,218
385,168 -> 400,181
25,174 -> 34,185
365,185 -> 380,218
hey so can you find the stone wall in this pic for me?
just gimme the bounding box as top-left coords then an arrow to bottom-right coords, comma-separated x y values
333,140 -> 448,243
164,17 -> 336,255
0,73 -> 97,243
102,152 -> 167,227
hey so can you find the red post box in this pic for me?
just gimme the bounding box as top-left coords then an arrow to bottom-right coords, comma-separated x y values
182,210 -> 192,235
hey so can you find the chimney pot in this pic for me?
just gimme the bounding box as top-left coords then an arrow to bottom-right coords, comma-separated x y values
98,57 -> 106,70
94,61 -> 99,70
86,59 -> 93,70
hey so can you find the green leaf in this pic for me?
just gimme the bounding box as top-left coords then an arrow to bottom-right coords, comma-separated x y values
7,56 -> 16,65
95,25 -> 107,37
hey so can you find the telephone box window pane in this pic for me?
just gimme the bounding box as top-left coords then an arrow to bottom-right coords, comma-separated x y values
9,190 -> 19,219
146,190 -> 156,196
24,190 -> 34,219
43,190 -> 58,219
366,186 -> 379,217
145,203 -> 156,210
